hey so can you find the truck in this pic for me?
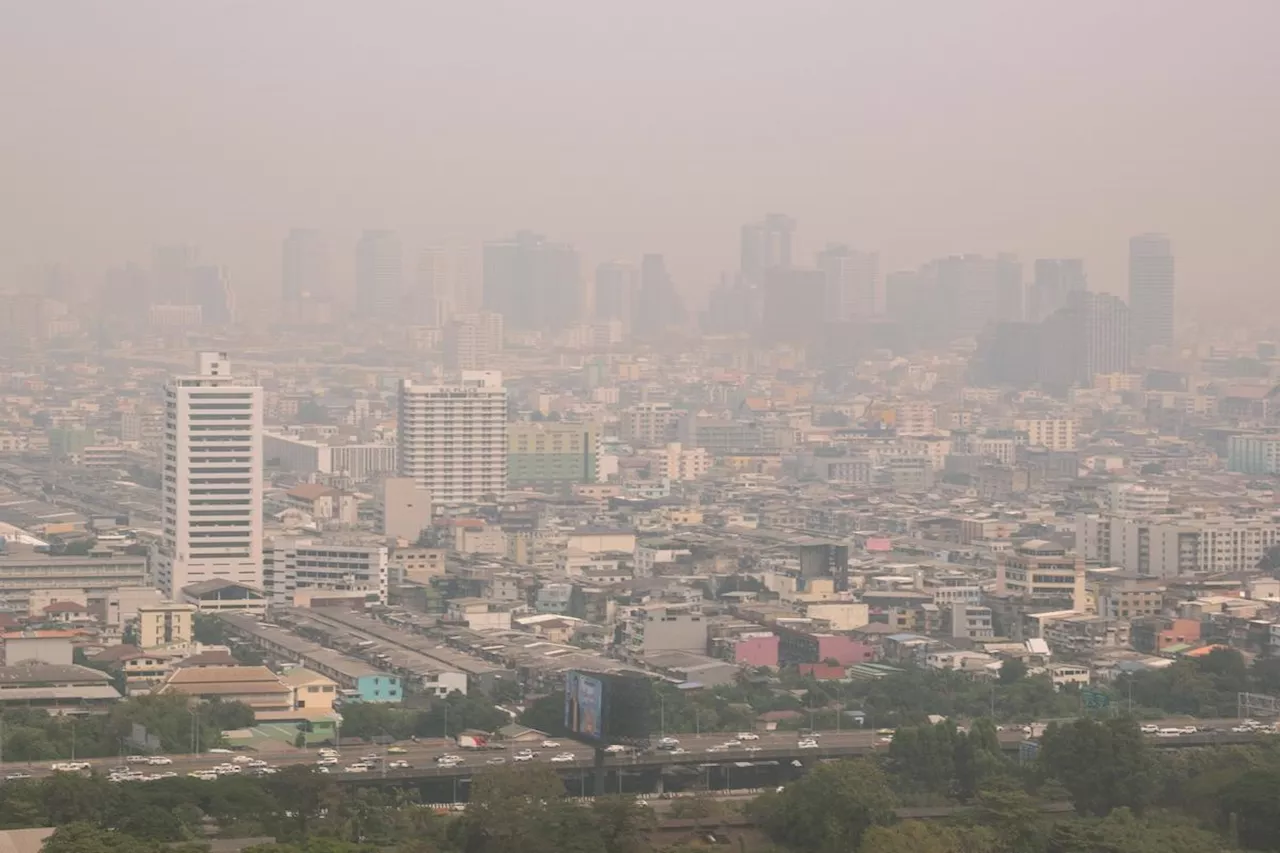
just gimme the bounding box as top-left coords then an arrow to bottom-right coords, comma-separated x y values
457,734 -> 490,749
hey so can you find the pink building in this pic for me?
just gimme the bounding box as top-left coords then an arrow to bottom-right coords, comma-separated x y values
731,632 -> 779,668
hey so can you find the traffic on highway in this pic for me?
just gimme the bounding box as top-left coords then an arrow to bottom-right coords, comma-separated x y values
0,717 -> 1265,784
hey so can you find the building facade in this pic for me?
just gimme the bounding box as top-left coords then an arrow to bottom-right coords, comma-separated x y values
397,371 -> 507,504
155,352 -> 264,598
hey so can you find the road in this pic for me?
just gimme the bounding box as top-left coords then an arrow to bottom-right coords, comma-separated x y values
0,718 -> 1257,783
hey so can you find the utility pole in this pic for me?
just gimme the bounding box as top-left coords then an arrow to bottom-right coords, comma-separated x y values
659,695 -> 665,738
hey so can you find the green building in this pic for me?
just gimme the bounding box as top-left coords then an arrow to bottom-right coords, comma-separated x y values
507,421 -> 598,487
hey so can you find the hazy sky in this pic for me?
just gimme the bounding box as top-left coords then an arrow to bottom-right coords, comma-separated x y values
3,1 -> 1278,318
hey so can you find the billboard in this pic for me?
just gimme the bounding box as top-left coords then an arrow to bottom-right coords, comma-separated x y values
564,670 -> 653,747
565,671 -> 604,740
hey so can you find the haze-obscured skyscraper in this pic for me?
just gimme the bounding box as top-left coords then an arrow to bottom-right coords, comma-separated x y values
416,246 -> 475,327
1081,291 -> 1131,380
356,230 -> 403,321
740,213 -> 795,284
187,265 -> 235,326
483,232 -> 582,333
1129,233 -> 1175,354
818,244 -> 878,321
1028,259 -> 1086,323
633,253 -> 686,338
152,244 -> 199,302
444,311 -> 504,371
281,229 -> 328,319
594,261 -> 637,331
155,352 -> 263,599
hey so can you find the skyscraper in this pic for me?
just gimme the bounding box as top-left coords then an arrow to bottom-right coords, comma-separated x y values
740,213 -> 795,284
817,244 -> 878,321
155,352 -> 264,599
1028,259 -> 1086,323
633,253 -> 686,338
152,244 -> 199,302
1128,233 -> 1175,354
1080,291 -> 1131,381
187,265 -> 235,326
415,246 -> 475,327
482,232 -> 582,333
281,229 -> 328,316
995,254 -> 1024,323
398,371 -> 507,505
444,311 -> 504,370
356,230 -> 403,321
594,261 -> 637,330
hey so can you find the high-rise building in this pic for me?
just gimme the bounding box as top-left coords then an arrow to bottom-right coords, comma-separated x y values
1028,259 -> 1086,323
415,246 -> 474,327
594,261 -> 637,331
935,255 -> 1000,339
443,311 -> 504,371
1128,233 -> 1175,355
398,371 -> 507,505
740,214 -> 795,284
633,253 -> 686,338
155,352 -> 264,599
817,244 -> 878,321
281,229 -> 329,317
507,421 -> 600,487
152,245 -> 199,302
482,232 -> 581,333
1080,291 -> 1131,381
187,265 -> 235,326
356,230 -> 403,321
995,254 -> 1024,322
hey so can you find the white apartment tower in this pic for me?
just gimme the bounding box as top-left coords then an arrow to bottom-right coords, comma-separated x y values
398,371 -> 507,505
156,352 -> 264,598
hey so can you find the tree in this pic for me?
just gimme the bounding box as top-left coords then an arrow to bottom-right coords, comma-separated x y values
590,795 -> 656,853
857,821 -> 996,853
1039,717 -> 1155,816
1219,766 -> 1280,850
999,658 -> 1028,684
42,823 -> 164,853
452,765 -> 589,853
267,766 -> 339,840
749,759 -> 897,853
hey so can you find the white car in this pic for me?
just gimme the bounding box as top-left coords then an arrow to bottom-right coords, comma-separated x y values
126,756 -> 152,764
248,759 -> 268,768
316,766 -> 332,774
189,771 -> 219,781
4,772 -> 30,781
657,737 -> 680,749
669,747 -> 689,755
388,760 -> 411,769
148,757 -> 173,766
737,733 -> 760,741
745,746 -> 762,753
344,763 -> 371,773
486,757 -> 506,765
232,755 -> 254,764
721,740 -> 742,748
798,739 -> 819,749
317,757 -> 338,766
541,740 -> 560,749
513,752 -> 535,762
550,753 -> 576,763
705,745 -> 727,753
604,744 -> 627,754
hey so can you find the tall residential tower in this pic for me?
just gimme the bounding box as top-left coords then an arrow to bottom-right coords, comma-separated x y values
397,371 -> 507,505
1128,233 -> 1175,355
155,352 -> 264,598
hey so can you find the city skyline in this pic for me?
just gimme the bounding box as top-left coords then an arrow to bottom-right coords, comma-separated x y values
4,2 -> 1278,325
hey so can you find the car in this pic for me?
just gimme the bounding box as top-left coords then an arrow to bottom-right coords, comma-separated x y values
148,757 -> 173,766
604,744 -> 627,754
656,737 -> 680,749
360,753 -> 382,762
207,748 -> 233,754
705,745 -> 727,753
436,754 -> 463,763
232,755 -> 254,764
4,772 -> 31,781
1140,725 -> 1160,734
214,764 -> 241,774
316,766 -> 332,774
387,746 -> 408,754
486,757 -> 506,765
541,740 -> 560,749
317,757 -> 338,766
189,771 -> 219,781
668,747 -> 688,755
877,736 -> 893,744
737,733 -> 760,741
721,740 -> 742,748
388,760 -> 411,769
126,755 -> 152,764
513,753 -> 535,762
550,753 -> 576,763
248,759 -> 269,768
344,764 -> 371,773
797,739 -> 819,749
745,746 -> 762,753
876,729 -> 895,737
